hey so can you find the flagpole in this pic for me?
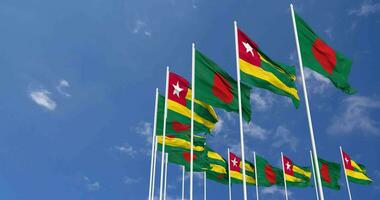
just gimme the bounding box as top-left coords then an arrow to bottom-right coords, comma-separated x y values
233,20 -> 248,200
310,150 -> 319,200
253,151 -> 259,200
182,166 -> 185,200
340,146 -> 353,200
148,88 -> 159,200
159,67 -> 170,200
204,171 -> 207,200
228,148 -> 232,200
163,153 -> 168,200
290,4 -> 325,200
190,42 -> 195,200
281,152 -> 289,200
152,135 -> 158,200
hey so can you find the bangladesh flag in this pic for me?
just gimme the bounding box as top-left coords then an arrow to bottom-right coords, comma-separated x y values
294,12 -> 355,94
229,152 -> 256,185
168,148 -> 210,172
282,155 -> 311,187
342,150 -> 372,185
157,134 -> 206,153
205,147 -> 229,185
195,50 -> 252,122
237,27 -> 300,108
318,158 -> 341,190
256,154 -> 283,187
156,72 -> 218,136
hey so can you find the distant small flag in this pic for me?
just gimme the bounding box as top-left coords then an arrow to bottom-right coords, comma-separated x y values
229,152 -> 256,185
206,147 -> 229,185
342,150 -> 372,185
318,158 -> 341,190
282,155 -> 311,187
255,154 -> 284,187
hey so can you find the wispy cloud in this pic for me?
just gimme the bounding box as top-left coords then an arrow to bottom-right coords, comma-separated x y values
272,126 -> 298,152
324,27 -> 333,39
136,121 -> 153,143
262,186 -> 292,198
213,117 -> 224,134
244,122 -> 269,140
83,176 -> 100,191
114,143 -> 137,157
124,176 -> 141,184
349,1 -> 380,17
303,68 -> 331,94
132,20 -> 151,36
56,79 -> 71,97
250,90 -> 275,111
328,96 -> 380,135
29,89 -> 57,111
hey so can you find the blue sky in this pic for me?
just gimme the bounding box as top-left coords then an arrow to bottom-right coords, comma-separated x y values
0,0 -> 380,199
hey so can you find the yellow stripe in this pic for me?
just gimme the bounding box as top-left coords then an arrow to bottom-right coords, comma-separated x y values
285,174 -> 305,182
346,169 -> 372,181
186,89 -> 218,121
208,151 -> 226,163
257,53 -> 296,81
156,136 -> 204,151
350,160 -> 365,173
210,164 -> 227,174
230,171 -> 256,184
238,162 -> 255,173
167,99 -> 215,130
293,165 -> 311,178
239,59 -> 300,100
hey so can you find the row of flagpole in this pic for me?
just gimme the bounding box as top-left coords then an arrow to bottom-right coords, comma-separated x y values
146,3 -> 355,200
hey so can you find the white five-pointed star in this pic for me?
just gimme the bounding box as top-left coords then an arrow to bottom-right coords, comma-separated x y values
231,158 -> 238,167
286,162 -> 291,170
172,81 -> 183,98
345,157 -> 349,163
242,41 -> 254,57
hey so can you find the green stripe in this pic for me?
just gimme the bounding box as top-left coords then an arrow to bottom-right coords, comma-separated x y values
348,176 -> 372,185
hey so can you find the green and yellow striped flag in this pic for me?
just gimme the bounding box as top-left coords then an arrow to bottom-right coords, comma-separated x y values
157,134 -> 206,153
229,152 -> 256,185
206,147 -> 229,184
342,150 -> 372,185
283,155 -> 311,187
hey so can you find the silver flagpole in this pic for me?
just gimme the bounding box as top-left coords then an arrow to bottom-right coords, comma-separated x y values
190,43 -> 195,200
340,146 -> 353,200
182,166 -> 185,200
159,67 -> 170,200
163,153 -> 168,200
151,135 -> 158,200
233,20 -> 248,200
254,152 -> 259,200
310,150 -> 319,200
290,4 -> 325,200
228,148 -> 232,200
148,89 -> 159,200
204,171 -> 207,200
281,152 -> 289,200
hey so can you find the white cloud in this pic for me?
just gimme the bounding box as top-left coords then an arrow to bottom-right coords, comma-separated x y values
272,126 -> 298,152
324,27 -> 333,39
250,90 -> 275,111
136,122 -> 153,143
244,122 -> 269,140
56,79 -> 71,97
303,68 -> 331,94
328,96 -> 380,135
114,143 -> 137,157
349,1 -> 380,16
213,117 -> 224,134
262,186 -> 292,198
29,89 -> 57,111
83,176 -> 100,191
124,176 -> 140,184
132,20 -> 151,36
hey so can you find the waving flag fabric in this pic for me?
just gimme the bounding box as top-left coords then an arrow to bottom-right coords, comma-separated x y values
342,150 -> 372,185
282,155 -> 311,187
229,152 -> 256,185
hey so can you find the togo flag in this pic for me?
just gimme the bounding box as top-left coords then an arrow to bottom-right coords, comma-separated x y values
156,72 -> 218,136
206,147 -> 229,185
195,50 -> 252,122
229,152 -> 256,185
294,11 -> 356,94
237,27 -> 300,108
157,134 -> 206,153
282,155 -> 311,187
341,149 -> 372,185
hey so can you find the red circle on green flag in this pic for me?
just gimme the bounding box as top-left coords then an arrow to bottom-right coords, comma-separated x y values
212,73 -> 233,104
312,38 -> 336,75
264,164 -> 276,184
